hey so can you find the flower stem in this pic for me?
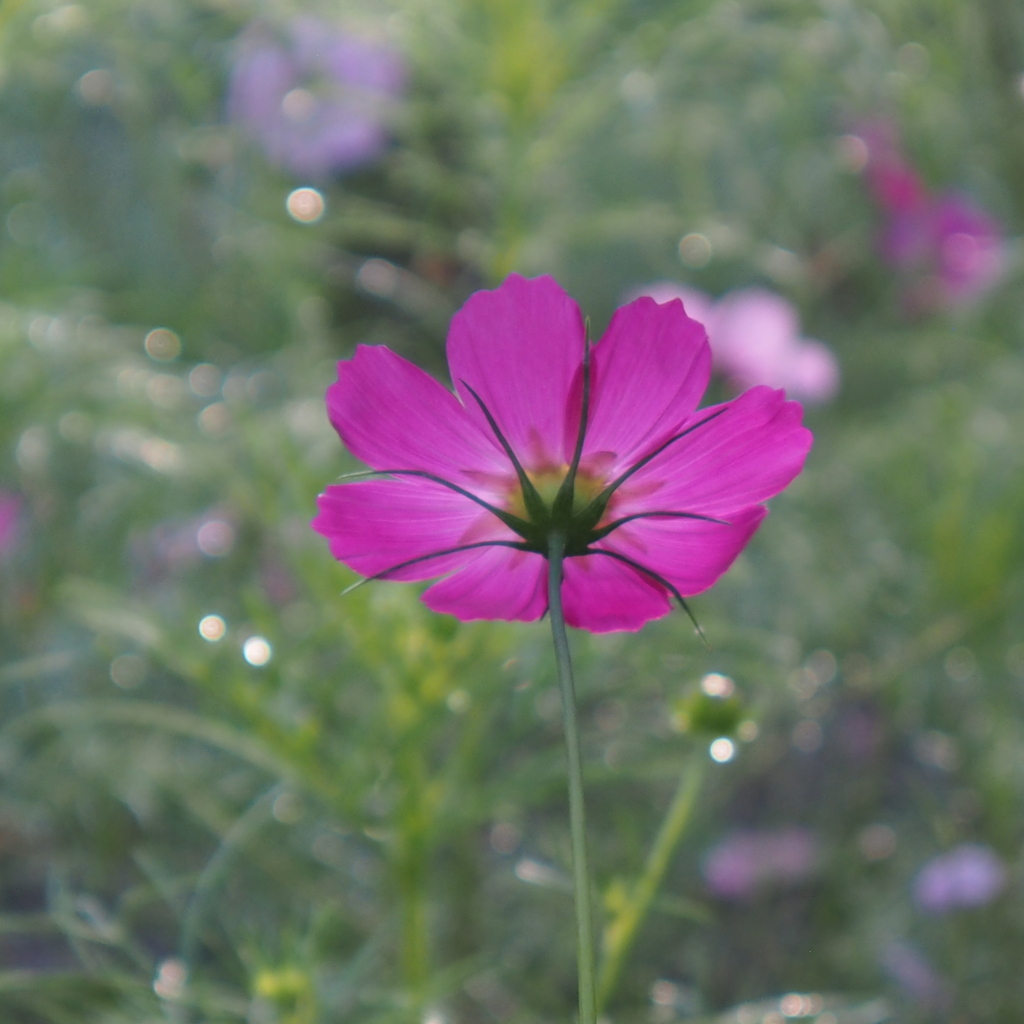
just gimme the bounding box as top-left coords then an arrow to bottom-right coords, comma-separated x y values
547,532 -> 597,1024
596,748 -> 706,1012
396,759 -> 430,999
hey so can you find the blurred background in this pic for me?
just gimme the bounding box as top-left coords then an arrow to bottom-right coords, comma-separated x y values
1,0 -> 1023,1021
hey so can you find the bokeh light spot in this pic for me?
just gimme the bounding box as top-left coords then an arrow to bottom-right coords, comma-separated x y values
144,328 -> 181,361
198,402 -> 231,435
804,649 -> 837,686
243,636 -> 272,666
198,614 -> 226,642
678,232 -> 712,268
446,689 -> 470,713
836,133 -> 869,172
489,821 -> 521,854
110,653 -> 145,689
281,87 -> 316,123
700,672 -> 735,698
357,257 -> 399,297
76,68 -> 114,105
737,719 -> 759,742
709,737 -> 735,763
189,363 -> 222,398
153,957 -> 187,999
286,187 -> 325,223
196,519 -> 235,557
272,791 -> 305,824
146,373 -> 186,409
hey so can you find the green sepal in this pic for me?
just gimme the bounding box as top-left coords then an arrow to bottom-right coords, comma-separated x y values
573,407 -> 728,535
460,379 -> 550,527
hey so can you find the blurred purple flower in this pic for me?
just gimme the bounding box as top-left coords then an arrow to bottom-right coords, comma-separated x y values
0,490 -> 22,556
912,843 -> 1007,914
702,827 -> 819,900
879,941 -> 950,1009
633,284 -> 839,404
130,510 -> 237,586
857,121 -> 1005,310
227,18 -> 405,178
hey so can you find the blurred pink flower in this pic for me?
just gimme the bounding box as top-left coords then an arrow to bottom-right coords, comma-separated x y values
633,284 -> 839,404
313,274 -> 812,633
702,827 -> 819,899
857,121 -> 1005,310
912,843 -> 1007,914
0,490 -> 22,555
227,18 -> 404,178
879,942 -> 950,1009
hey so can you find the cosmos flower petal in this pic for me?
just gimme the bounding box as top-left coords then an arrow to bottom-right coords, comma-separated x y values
561,555 -> 672,633
624,386 -> 811,517
326,345 -> 507,485
629,282 -> 715,327
312,478 -> 512,581
422,546 -> 548,622
600,506 -> 767,597
585,296 -> 712,469
447,274 -> 585,470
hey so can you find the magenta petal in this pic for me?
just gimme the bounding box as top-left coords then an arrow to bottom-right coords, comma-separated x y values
312,478 -> 512,580
422,546 -> 547,622
600,506 -> 766,597
585,296 -> 712,470
446,275 -> 585,470
624,386 -> 812,516
629,282 -> 715,327
327,346 -> 507,485
561,554 -> 672,632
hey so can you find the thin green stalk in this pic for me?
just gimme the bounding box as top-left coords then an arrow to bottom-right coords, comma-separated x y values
396,749 -> 430,999
400,863 -> 429,997
547,532 -> 597,1024
596,749 -> 706,1012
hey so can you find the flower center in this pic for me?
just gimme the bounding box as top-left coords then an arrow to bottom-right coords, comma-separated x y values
505,465 -> 607,526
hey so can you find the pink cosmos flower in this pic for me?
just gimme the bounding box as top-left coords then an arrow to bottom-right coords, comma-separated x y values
633,284 -> 839,404
856,120 -> 1005,309
312,275 -> 811,633
912,843 -> 1007,914
702,827 -> 819,900
227,18 -> 404,179
0,489 -> 21,556
879,942 -> 950,1009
